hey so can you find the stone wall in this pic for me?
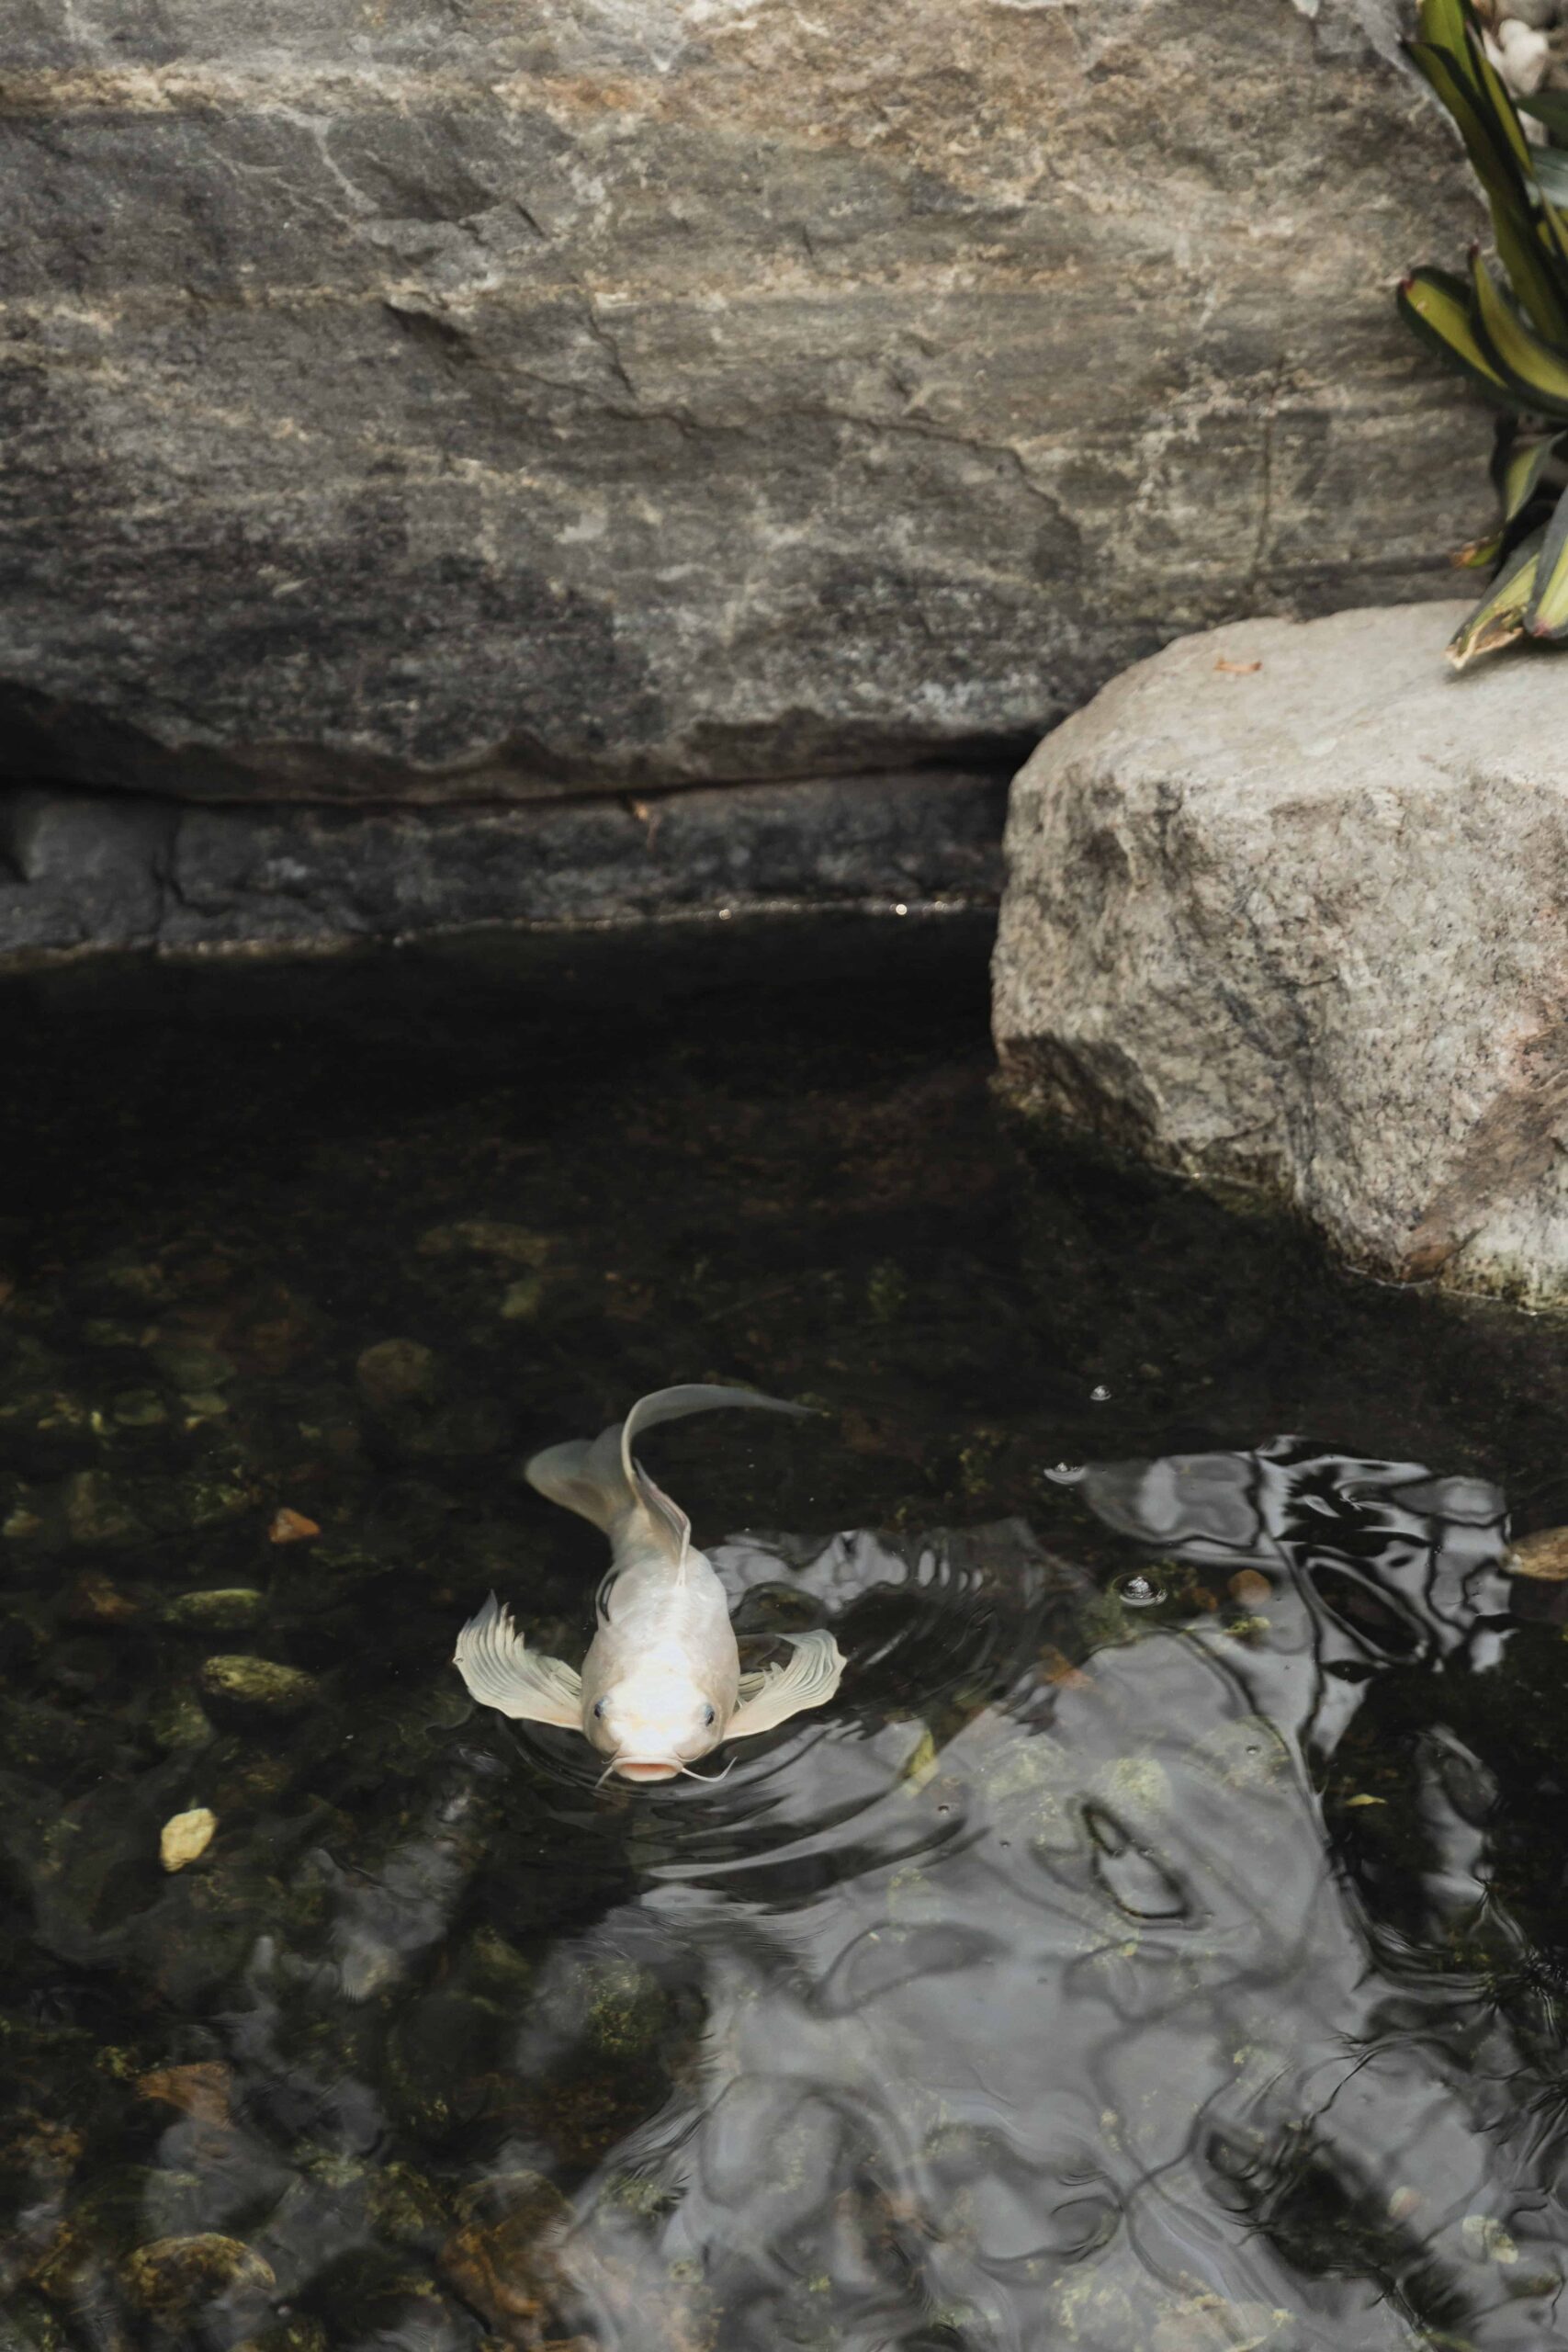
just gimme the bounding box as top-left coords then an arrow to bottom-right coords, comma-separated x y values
1,770 -> 1006,964
2,0 -> 1482,807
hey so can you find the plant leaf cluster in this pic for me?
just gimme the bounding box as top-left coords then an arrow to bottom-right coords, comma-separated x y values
1400,0 -> 1568,663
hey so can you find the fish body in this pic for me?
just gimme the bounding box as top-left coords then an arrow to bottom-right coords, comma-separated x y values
454,1385 -> 844,1781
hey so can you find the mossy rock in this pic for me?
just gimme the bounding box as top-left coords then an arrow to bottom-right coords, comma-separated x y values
163,1589 -> 267,1633
439,2172 -> 570,2333
499,1273 -> 547,1321
416,1221 -> 550,1268
168,1473 -> 254,1532
229,2322 -> 329,2352
355,1340 -> 438,1413
112,1389 -> 168,1429
0,2288 -> 70,2349
0,1697 -> 107,1774
62,1470 -> 141,1548
366,2161 -> 450,2246
121,2233 -> 276,2318
145,1688 -> 214,1754
583,1958 -> 669,2061
150,1342 -> 236,1392
90,1261 -> 170,1305
26,2167 -> 164,2301
463,1925 -> 536,1999
198,1656 -> 320,1713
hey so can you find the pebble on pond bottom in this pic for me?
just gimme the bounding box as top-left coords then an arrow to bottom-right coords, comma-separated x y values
159,1807 -> 218,1872
268,1506 -> 321,1544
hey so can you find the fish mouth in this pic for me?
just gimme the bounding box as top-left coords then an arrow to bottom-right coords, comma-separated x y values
614,1758 -> 681,1782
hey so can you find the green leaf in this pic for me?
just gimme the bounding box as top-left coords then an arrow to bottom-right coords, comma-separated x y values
1447,528 -> 1543,667
1408,29 -> 1568,339
1469,250 -> 1568,415
1497,426 -> 1566,521
1409,11 -> 1534,188
1408,41 -> 1532,224
1472,35 -> 1568,338
1418,0 -> 1470,51
1398,266 -> 1514,405
1526,482 -> 1568,636
1492,204 -> 1568,347
1464,24 -> 1538,181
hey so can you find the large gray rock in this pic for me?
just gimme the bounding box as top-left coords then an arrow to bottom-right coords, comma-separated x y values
2,0 -> 1479,803
993,601 -> 1568,1307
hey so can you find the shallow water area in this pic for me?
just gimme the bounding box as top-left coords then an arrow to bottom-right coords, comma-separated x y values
6,916 -> 1568,2352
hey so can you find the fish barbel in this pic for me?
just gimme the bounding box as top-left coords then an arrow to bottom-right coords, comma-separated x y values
453,1385 -> 844,1782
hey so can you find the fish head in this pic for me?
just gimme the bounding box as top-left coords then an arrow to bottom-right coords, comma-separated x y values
586,1667 -> 728,1782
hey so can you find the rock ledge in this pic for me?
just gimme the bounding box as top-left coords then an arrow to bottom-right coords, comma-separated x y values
0,769 -> 1004,968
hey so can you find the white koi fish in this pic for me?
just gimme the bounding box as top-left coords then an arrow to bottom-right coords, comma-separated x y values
453,1385 -> 845,1783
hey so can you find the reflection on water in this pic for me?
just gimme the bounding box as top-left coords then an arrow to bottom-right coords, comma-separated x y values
524,1480 -> 1562,2352
5,930 -> 1568,2352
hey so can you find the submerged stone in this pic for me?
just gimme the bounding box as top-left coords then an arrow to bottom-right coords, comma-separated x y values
162,1589 -> 267,1632
356,1339 -> 438,1412
141,1469 -> 255,1535
1509,1526 -> 1568,1581
179,1391 -> 231,1424
135,2062 -> 232,2124
366,2162 -> 449,2245
499,1274 -> 547,1322
62,1470 -> 140,1548
439,2172 -> 570,2335
416,1220 -> 550,1267
267,1506 -> 321,1544
121,2233 -> 275,2317
81,1318 -> 144,1349
0,2290 -> 69,2349
198,1655 -> 320,1713
146,1685 -> 215,1752
111,1389 -> 168,1429
150,1342 -> 236,1392
229,2323 -> 329,2352
583,1958 -> 670,2061
159,1807 -> 218,1872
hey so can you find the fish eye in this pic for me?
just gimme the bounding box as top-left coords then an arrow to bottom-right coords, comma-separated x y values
703,1704 -> 716,1726
593,1698 -> 607,1720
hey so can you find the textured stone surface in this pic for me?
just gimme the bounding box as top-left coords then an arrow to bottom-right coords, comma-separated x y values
0,769 -> 1004,963
2,0 -> 1480,802
992,602 -> 1568,1306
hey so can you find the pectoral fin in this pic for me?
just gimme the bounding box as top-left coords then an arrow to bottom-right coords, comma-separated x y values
454,1592 -> 582,1729
727,1629 -> 844,1738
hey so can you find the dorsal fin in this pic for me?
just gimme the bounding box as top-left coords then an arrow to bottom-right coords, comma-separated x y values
629,1458 -> 693,1566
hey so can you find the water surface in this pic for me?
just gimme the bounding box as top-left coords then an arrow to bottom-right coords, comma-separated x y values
5,917 -> 1568,2352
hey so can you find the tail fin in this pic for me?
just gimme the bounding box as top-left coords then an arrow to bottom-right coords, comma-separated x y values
525,1384 -> 815,1555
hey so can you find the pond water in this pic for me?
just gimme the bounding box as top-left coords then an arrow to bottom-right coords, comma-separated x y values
6,914 -> 1568,2352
